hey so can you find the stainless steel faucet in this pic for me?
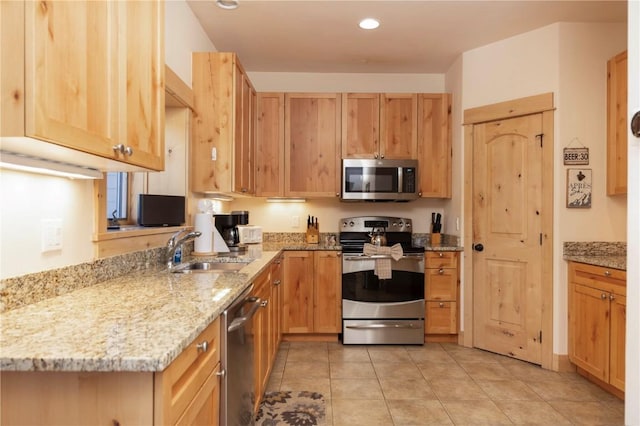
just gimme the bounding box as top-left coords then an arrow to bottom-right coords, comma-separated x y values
166,230 -> 201,270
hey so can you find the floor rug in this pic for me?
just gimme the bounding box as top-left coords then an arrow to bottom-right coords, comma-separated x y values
256,390 -> 326,426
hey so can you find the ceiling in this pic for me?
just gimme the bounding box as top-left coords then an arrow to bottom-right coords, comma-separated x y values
186,0 -> 626,74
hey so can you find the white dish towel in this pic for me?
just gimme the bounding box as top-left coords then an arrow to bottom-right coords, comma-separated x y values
363,243 -> 404,279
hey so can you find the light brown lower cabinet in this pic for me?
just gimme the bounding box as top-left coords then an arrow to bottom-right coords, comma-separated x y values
282,250 -> 342,335
0,317 -> 221,425
425,251 -> 459,340
568,261 -> 626,397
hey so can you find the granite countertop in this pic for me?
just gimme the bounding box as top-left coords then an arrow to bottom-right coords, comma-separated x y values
563,241 -> 627,271
0,250 -> 280,373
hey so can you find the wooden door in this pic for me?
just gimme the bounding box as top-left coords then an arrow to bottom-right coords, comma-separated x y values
256,93 -> 285,197
379,93 -> 417,159
285,93 -> 341,197
118,0 -> 164,170
23,1 -> 119,154
282,251 -> 314,333
606,50 -> 627,195
610,293 -> 626,391
342,93 -> 380,158
418,94 -> 452,198
569,283 -> 610,381
313,251 -> 342,333
472,113 -> 543,364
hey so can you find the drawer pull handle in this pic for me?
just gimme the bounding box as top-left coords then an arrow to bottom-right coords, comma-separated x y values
604,270 -> 611,277
273,279 -> 281,285
197,341 -> 209,353
439,302 -> 445,308
601,293 -> 607,300
438,252 -> 444,258
216,369 -> 226,378
438,268 -> 444,274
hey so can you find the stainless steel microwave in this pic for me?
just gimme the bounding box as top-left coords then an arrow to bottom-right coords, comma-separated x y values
341,159 -> 419,201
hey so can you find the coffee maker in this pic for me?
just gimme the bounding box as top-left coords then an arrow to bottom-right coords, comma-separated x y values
214,211 -> 249,252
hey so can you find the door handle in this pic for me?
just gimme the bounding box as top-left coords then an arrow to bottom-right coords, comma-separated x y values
631,110 -> 640,138
473,243 -> 484,252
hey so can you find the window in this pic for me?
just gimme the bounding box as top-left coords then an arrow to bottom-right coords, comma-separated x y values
106,172 -> 128,221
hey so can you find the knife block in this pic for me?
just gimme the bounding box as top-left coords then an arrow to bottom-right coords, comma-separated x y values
430,233 -> 441,246
306,223 -> 319,244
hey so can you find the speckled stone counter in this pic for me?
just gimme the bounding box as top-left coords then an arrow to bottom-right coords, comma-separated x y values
563,241 -> 626,271
0,250 -> 279,373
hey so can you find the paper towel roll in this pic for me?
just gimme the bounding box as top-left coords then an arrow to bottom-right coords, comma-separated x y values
193,213 -> 213,253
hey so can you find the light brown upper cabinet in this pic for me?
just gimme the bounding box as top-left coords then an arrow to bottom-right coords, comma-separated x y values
342,93 -> 418,160
0,0 -> 165,171
284,93 -> 341,198
418,94 -> 452,198
192,52 -> 256,195
256,93 -> 285,197
607,50 -> 627,196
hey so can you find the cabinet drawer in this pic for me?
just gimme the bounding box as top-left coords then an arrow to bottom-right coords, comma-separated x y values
425,268 -> 457,300
156,317 -> 221,425
426,251 -> 458,269
426,301 -> 457,334
569,262 -> 626,295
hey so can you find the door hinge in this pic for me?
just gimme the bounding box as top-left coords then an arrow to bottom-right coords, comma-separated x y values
536,133 -> 544,147
539,233 -> 543,245
539,330 -> 542,344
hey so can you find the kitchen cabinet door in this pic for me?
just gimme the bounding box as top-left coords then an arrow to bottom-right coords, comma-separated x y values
270,255 -> 284,361
1,1 -> 164,171
379,94 -> 418,159
607,50 -> 627,195
342,93 -> 380,159
609,294 -> 626,392
313,251 -> 342,333
418,94 -> 452,198
175,365 -> 221,426
256,93 -> 285,197
284,93 -> 341,198
253,270 -> 271,411
282,251 -> 314,333
569,282 -> 610,382
192,52 -> 256,195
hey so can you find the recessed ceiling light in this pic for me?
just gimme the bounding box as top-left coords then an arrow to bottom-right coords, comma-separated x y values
359,18 -> 380,30
216,0 -> 239,10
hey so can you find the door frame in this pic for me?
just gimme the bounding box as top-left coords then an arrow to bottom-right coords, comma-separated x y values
462,93 -> 555,370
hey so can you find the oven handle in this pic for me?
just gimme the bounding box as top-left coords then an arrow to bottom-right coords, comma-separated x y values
345,323 -> 421,330
343,254 -> 424,261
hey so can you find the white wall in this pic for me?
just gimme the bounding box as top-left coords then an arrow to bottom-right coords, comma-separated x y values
461,22 -> 626,356
625,1 -> 639,423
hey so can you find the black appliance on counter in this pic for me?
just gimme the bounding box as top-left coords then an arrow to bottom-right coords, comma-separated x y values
214,211 -> 249,252
339,216 -> 425,345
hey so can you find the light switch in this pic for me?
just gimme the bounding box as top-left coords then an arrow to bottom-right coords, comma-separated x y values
291,216 -> 300,228
42,219 -> 63,252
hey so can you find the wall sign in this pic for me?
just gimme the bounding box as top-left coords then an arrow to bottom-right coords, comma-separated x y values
563,147 -> 589,165
566,168 -> 592,208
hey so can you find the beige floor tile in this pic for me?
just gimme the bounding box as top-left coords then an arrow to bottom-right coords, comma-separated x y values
373,361 -> 422,379
387,399 -> 453,425
549,401 -> 625,425
330,361 -> 376,379
494,400 -> 572,424
526,379 -> 613,402
442,400 -> 512,425
331,378 -> 384,400
444,347 -> 504,363
501,359 -> 566,381
332,399 -> 393,426
279,377 -> 332,399
458,361 -> 514,380
368,346 -> 412,363
408,349 -> 455,363
324,398 -> 334,426
328,347 -> 372,363
271,353 -> 287,374
283,361 -> 330,379
429,378 -> 490,401
379,377 -> 437,400
265,374 -> 282,393
406,343 -> 446,352
287,346 -> 330,363
475,379 -> 542,401
417,361 -> 470,380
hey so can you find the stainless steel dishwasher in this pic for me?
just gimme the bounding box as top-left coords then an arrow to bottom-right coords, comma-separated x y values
220,285 -> 261,426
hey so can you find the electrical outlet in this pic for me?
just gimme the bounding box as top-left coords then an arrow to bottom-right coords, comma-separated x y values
291,216 -> 300,228
211,147 -> 217,161
456,217 -> 460,231
42,219 -> 63,252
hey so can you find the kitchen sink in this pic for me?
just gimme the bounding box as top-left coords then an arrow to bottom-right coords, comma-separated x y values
171,260 -> 251,274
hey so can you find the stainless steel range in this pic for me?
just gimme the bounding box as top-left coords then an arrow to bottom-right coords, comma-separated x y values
339,216 -> 425,345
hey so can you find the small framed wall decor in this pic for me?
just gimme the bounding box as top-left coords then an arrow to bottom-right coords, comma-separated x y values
566,168 -> 592,208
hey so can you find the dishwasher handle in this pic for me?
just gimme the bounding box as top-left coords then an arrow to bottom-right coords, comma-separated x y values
228,297 -> 262,332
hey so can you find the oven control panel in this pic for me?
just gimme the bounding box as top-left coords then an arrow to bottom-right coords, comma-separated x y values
339,216 -> 412,233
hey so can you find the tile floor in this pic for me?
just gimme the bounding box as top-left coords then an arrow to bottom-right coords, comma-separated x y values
265,341 -> 625,426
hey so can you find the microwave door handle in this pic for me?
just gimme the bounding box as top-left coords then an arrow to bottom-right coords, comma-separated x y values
398,167 -> 403,193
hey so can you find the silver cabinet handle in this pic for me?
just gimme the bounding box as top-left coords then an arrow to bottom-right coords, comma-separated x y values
273,279 -> 281,285
604,270 -> 611,277
112,144 -> 125,154
123,146 -> 133,156
439,302 -> 445,308
260,300 -> 268,307
196,341 -> 209,353
438,252 -> 444,258
610,294 -> 616,301
438,268 -> 444,274
216,369 -> 226,378
601,293 -> 608,300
